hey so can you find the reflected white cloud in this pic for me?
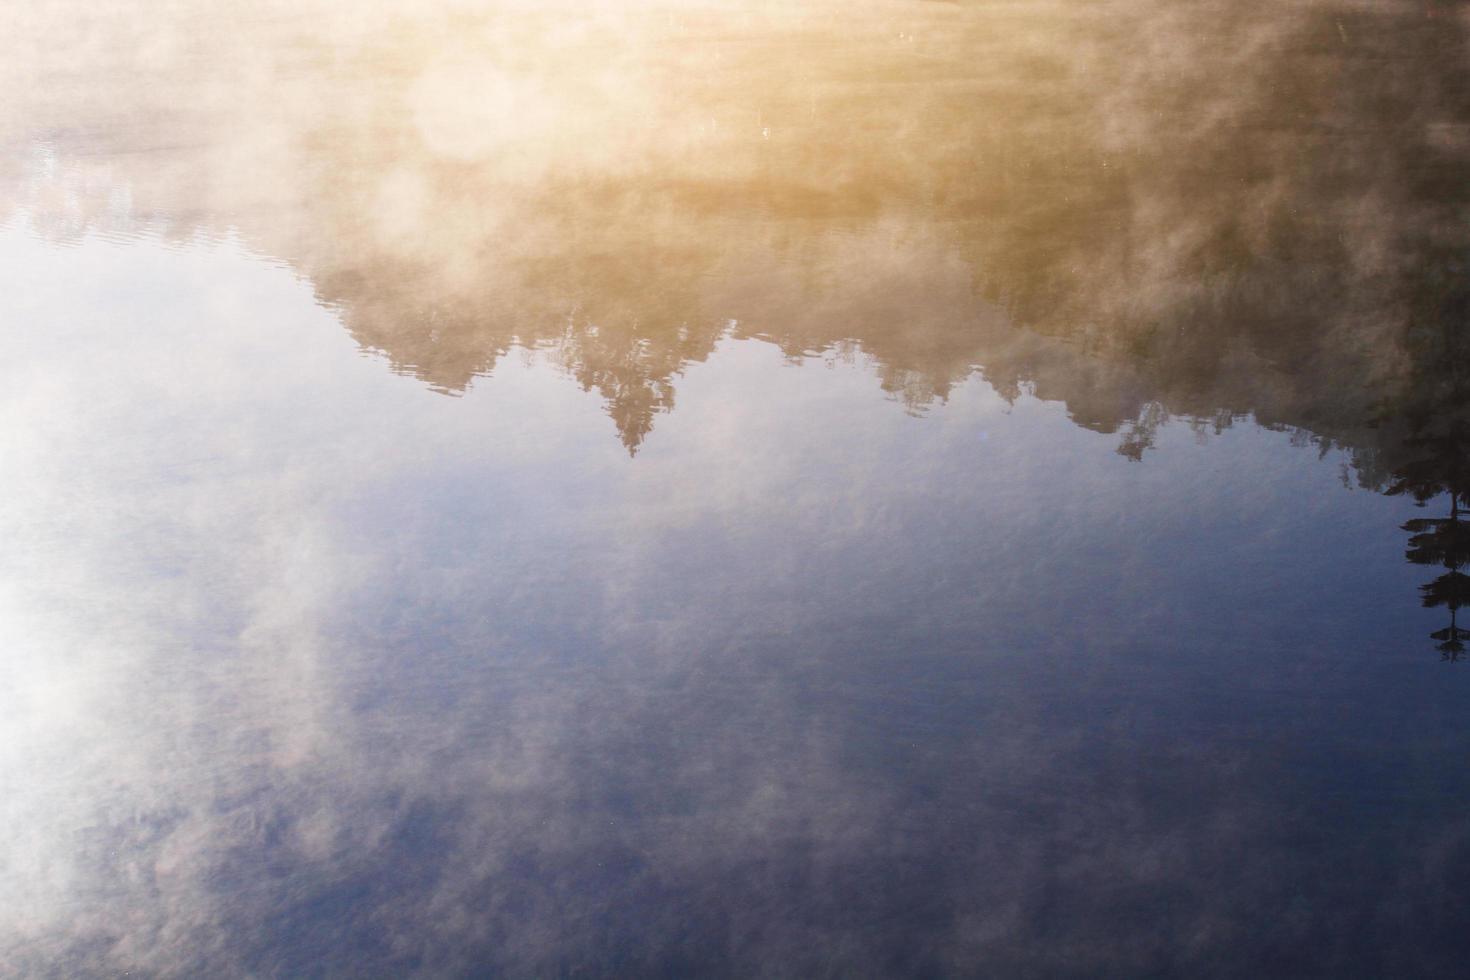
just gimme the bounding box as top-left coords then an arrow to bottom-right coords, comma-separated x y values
2,225 -> 1467,974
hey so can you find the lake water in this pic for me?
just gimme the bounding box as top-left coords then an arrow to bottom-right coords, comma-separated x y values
3,0 -> 1469,975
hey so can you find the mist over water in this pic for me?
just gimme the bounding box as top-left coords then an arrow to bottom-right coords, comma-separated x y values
3,1 -> 1470,975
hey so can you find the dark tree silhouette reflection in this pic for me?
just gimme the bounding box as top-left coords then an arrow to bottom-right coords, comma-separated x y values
1387,322 -> 1470,659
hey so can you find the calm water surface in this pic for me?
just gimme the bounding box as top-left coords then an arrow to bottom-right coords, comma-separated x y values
3,1 -> 1470,975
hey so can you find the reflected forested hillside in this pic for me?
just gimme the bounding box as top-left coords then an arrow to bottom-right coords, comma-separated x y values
3,0 -> 1466,475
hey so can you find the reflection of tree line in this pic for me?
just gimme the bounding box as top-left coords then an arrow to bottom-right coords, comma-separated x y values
4,0 -> 1469,649
299,1 -> 1468,461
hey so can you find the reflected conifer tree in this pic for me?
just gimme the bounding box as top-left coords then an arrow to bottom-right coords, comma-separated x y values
1390,399 -> 1470,657
1401,490 -> 1470,660
1385,242 -> 1470,658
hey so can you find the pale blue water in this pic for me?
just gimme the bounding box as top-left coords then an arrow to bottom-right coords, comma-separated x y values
3,1 -> 1469,975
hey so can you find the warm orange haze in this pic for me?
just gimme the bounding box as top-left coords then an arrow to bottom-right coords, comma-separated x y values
7,0 -> 1464,455
2,0 -> 1469,975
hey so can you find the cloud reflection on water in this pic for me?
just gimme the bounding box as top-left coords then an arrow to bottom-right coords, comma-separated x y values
4,0 -> 1470,974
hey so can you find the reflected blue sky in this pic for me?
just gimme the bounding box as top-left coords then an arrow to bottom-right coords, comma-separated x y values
3,222 -> 1466,975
